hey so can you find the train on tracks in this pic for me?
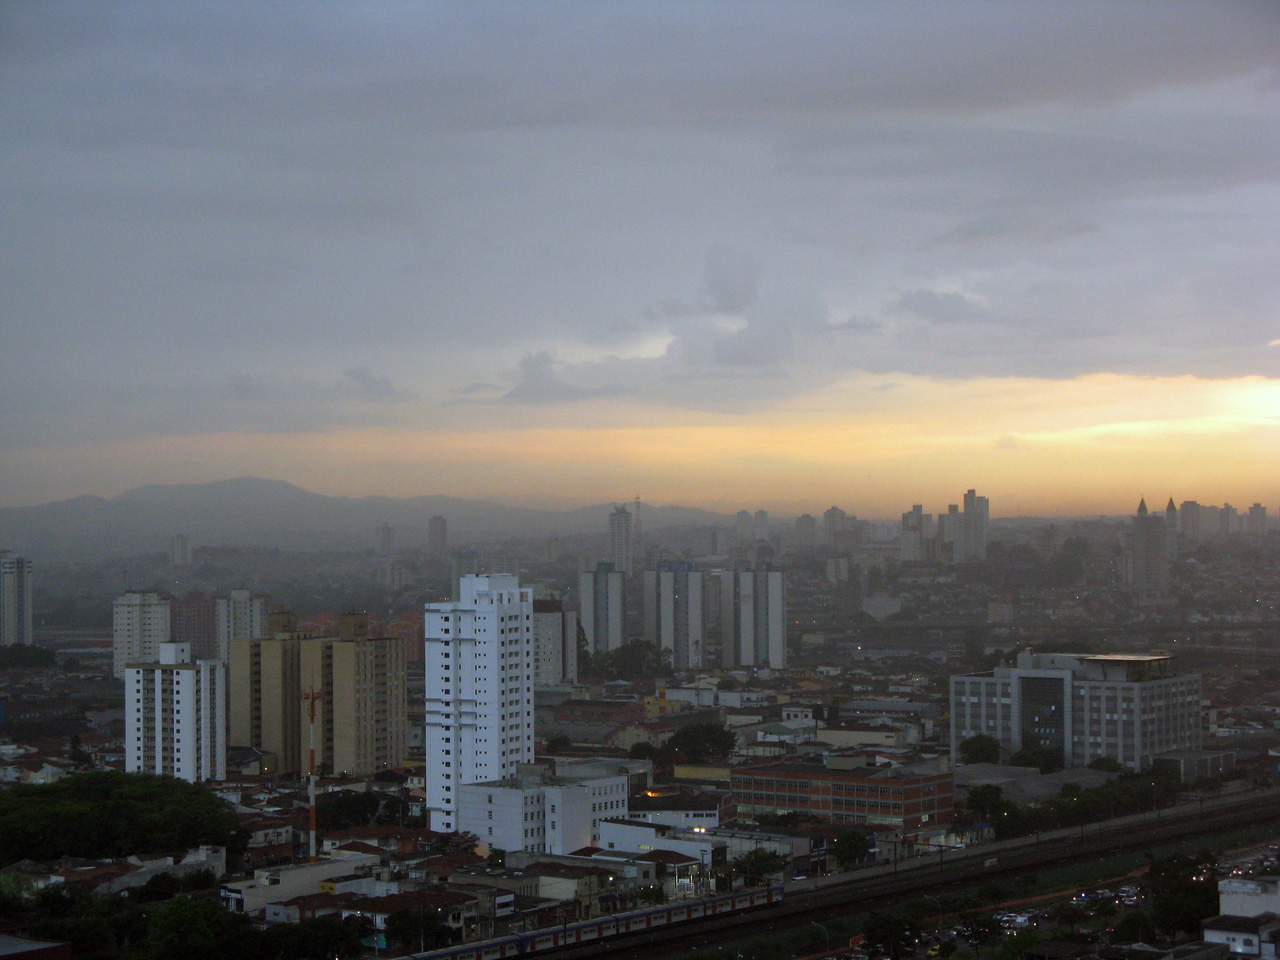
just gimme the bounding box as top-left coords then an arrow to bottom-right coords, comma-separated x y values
399,886 -> 784,960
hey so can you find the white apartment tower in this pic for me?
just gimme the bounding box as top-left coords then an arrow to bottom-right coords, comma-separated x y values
532,598 -> 579,685
579,562 -> 625,654
643,561 -> 705,671
216,588 -> 268,661
0,553 -> 34,647
720,563 -> 785,671
126,642 -> 226,782
423,575 -> 535,833
113,591 -> 172,679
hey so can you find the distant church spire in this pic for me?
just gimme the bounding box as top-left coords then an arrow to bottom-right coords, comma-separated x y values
1137,498 -> 1148,516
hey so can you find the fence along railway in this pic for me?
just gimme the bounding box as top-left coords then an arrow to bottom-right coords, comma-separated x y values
396,786 -> 1280,960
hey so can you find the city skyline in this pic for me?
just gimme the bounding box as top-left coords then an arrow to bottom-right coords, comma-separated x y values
2,3 -> 1278,514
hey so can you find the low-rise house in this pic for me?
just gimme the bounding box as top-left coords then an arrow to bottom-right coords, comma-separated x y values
220,853 -> 379,916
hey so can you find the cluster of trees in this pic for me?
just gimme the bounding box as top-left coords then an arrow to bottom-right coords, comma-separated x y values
0,772 -> 241,865
628,721 -> 738,765
963,768 -> 1183,841
579,639 -> 673,681
0,643 -> 56,670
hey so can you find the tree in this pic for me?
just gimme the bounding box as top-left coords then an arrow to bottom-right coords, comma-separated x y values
385,906 -> 450,953
731,848 -> 788,885
659,722 -> 738,763
830,830 -> 871,869
958,734 -> 1001,765
546,735 -> 572,753
1008,746 -> 1063,774
315,790 -> 381,831
1148,854 -> 1218,938
0,772 -> 239,865
146,897 -> 260,960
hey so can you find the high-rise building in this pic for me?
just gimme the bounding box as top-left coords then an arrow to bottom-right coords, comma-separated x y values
169,534 -> 191,567
1179,500 -> 1201,542
792,514 -> 818,549
113,591 -> 172,679
126,642 -> 225,782
171,591 -> 217,661
427,515 -> 448,558
899,505 -> 931,562
643,561 -> 705,672
961,489 -> 989,561
720,562 -> 785,671
532,598 -> 579,685
1129,498 -> 1170,606
228,612 -> 408,777
1248,503 -> 1269,537
216,589 -> 269,661
821,506 -> 847,546
0,553 -> 34,647
578,562 -> 625,655
609,505 -> 633,575
950,651 -> 1200,772
423,574 -> 535,833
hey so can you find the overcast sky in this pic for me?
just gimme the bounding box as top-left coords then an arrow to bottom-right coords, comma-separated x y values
2,1 -> 1278,516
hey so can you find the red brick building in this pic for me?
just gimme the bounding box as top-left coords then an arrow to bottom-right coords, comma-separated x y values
729,762 -> 952,831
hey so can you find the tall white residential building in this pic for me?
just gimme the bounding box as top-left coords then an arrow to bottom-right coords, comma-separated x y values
424,575 -> 535,833
961,489 -> 989,561
579,562 -> 625,655
126,642 -> 226,782
458,770 -> 629,856
720,563 -> 785,671
609,505 -> 633,575
643,561 -> 704,672
532,598 -> 579,685
215,589 -> 268,661
113,591 -> 172,679
950,651 -> 1200,772
0,553 -> 34,647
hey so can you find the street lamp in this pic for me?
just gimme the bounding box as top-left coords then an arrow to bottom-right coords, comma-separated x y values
810,920 -> 831,951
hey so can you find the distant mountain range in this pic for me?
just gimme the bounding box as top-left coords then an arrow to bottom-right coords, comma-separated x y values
0,477 -> 737,562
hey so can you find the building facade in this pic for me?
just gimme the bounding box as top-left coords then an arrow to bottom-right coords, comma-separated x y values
730,761 -> 953,832
533,598 -> 579,686
113,591 -> 172,679
424,575 -> 535,833
643,562 -> 704,672
950,651 -> 1201,771
228,613 -> 408,777
457,771 -> 629,856
1129,499 -> 1171,605
126,642 -> 226,782
0,553 -> 34,647
579,562 -> 625,655
720,563 -> 785,671
216,589 -> 269,661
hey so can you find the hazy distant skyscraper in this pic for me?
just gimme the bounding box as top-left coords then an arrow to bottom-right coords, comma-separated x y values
1248,503 -> 1268,537
1129,499 -> 1170,606
643,561 -> 704,671
172,591 -> 217,661
793,514 -> 818,548
1179,500 -> 1201,543
579,562 -> 625,654
427,515 -> 448,558
376,523 -> 394,553
215,589 -> 269,662
0,553 -> 34,647
961,489 -> 989,561
609,505 -> 633,575
169,534 -> 190,567
720,562 -> 785,671
113,590 -> 172,678
899,505 -> 930,562
821,506 -> 847,545
423,574 -> 534,833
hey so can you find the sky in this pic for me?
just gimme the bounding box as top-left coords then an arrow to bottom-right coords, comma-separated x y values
2,1 -> 1278,518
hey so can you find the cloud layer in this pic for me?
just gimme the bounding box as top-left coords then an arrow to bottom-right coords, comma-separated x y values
1,2 -> 1278,509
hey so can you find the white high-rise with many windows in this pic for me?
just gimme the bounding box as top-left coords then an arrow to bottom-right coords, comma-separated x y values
423,575 -> 535,833
126,642 -> 226,782
215,588 -> 268,662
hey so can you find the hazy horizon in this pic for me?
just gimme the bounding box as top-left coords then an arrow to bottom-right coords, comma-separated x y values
3,3 -> 1278,515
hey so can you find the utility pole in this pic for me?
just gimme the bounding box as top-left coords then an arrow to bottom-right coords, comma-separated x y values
304,688 -> 321,861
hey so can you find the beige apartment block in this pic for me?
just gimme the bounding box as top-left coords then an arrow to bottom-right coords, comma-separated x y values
230,613 -> 408,777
